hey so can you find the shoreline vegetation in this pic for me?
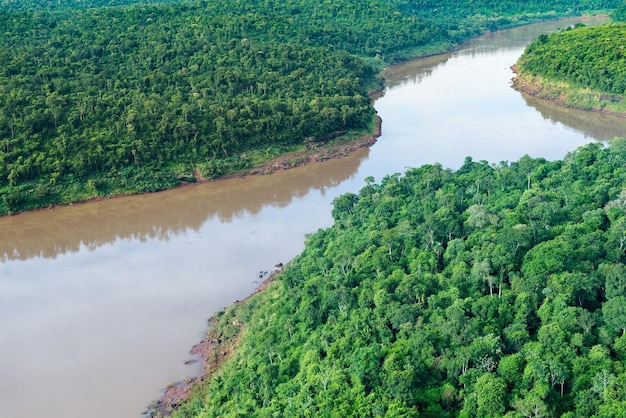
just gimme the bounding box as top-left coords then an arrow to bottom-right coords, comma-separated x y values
153,135 -> 626,416
1,0 -> 619,216
511,15 -> 626,117
3,115 -> 383,218
149,14 -> 626,418
511,67 -> 626,118
145,268 -> 284,417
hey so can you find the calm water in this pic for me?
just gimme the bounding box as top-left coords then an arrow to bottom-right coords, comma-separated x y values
1,16 -> 623,418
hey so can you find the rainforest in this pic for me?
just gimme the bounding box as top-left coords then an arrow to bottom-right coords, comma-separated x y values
171,140 -> 626,417
0,0 -> 618,215
513,4 -> 626,115
3,0 -> 626,417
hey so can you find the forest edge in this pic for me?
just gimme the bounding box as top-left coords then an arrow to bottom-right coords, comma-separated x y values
511,65 -> 626,118
145,267 -> 284,417
144,16 -> 617,417
1,115 -> 382,218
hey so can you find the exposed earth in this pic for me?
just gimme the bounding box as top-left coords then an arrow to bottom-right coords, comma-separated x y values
511,66 -> 626,118
145,116 -> 382,416
203,116 -> 382,180
145,270 -> 281,417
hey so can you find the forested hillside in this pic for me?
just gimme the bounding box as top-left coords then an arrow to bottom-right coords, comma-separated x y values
513,18 -> 626,115
0,0 -> 619,215
611,0 -> 626,20
171,139 -> 626,417
0,0 -> 176,11
517,23 -> 626,95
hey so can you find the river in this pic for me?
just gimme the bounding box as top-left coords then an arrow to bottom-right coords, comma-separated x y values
0,16 -> 622,418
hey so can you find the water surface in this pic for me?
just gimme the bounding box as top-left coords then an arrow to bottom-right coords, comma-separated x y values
1,16 -> 624,418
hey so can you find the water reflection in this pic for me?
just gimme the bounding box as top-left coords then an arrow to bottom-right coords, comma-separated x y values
2,16 -> 624,418
521,93 -> 626,141
462,15 -> 608,53
0,149 -> 368,262
380,54 -> 451,89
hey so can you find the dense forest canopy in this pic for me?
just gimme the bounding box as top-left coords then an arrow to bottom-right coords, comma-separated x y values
612,0 -> 626,21
0,0 -> 176,11
399,0 -> 617,17
516,22 -> 626,96
0,0 -> 620,216
171,139 -> 626,417
611,0 -> 626,20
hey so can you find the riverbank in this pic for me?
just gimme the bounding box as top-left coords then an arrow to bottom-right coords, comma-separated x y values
145,16 -> 617,417
511,66 -> 626,118
215,116 -> 382,179
139,118 -> 380,417
0,116 -> 382,218
146,268 -> 283,417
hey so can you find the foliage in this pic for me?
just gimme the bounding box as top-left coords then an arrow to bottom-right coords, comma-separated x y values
516,22 -> 626,97
611,0 -> 626,21
0,0 -> 176,12
173,139 -> 626,417
1,0 -> 619,215
513,19 -> 626,115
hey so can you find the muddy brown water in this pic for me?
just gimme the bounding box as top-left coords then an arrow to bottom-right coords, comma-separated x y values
1,16 -> 623,418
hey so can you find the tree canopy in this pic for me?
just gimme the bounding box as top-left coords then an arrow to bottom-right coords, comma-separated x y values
611,0 -> 626,20
1,0 -> 618,215
517,23 -> 626,95
169,139 -> 626,417
513,18 -> 626,115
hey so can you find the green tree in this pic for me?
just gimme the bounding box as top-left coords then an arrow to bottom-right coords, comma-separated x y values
603,296 -> 626,336
475,373 -> 507,417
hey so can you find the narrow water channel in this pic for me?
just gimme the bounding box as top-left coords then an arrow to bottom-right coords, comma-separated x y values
0,16 -> 622,418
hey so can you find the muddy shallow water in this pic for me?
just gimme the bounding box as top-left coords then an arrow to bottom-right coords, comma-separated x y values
1,16 -> 622,418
